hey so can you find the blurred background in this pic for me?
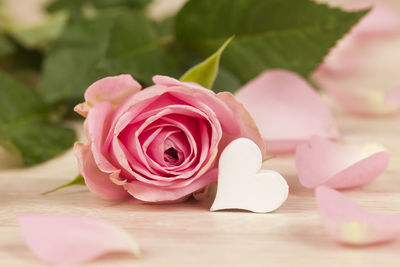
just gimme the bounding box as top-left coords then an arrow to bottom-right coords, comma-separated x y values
1,0 -> 399,114
0,0 -> 399,168
2,0 -> 400,110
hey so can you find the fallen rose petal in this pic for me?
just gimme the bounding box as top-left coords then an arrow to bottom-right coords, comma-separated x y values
385,87 -> 400,107
18,214 -> 140,264
296,136 -> 390,189
313,1 -> 400,116
317,1 -> 400,78
316,35 -> 359,77
316,186 -> 400,245
74,74 -> 141,117
235,70 -> 338,153
314,76 -> 400,116
347,1 -> 400,38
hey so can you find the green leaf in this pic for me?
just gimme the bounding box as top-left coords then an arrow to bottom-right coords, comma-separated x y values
0,36 -> 14,58
42,174 -> 86,195
0,46 -> 43,90
180,36 -> 233,89
213,66 -> 242,93
41,15 -> 115,105
105,10 -> 181,84
42,10 -> 180,107
48,0 -> 151,10
47,0 -> 152,17
176,0 -> 367,86
90,0 -> 151,9
0,72 -> 76,165
1,121 -> 76,165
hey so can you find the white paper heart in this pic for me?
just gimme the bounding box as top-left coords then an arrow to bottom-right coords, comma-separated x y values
211,138 -> 289,213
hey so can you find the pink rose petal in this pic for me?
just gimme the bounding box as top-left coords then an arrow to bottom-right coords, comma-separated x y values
314,74 -> 400,116
316,186 -> 400,245
385,87 -> 400,107
18,214 -> 140,264
235,70 -> 338,153
296,136 -> 390,189
152,76 -> 265,155
74,142 -> 129,200
118,106 -> 219,181
347,1 -> 400,38
74,74 -> 265,203
217,92 -> 267,158
87,101 -> 119,173
153,74 -> 208,91
74,74 -> 141,117
124,168 -> 218,202
316,36 -> 359,77
113,109 -> 217,184
313,1 -> 400,116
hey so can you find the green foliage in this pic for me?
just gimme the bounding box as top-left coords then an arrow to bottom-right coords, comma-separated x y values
105,11 -> 181,84
176,0 -> 367,83
180,36 -> 233,89
0,72 -> 75,165
213,67 -> 242,93
41,15 -> 115,105
0,44 -> 43,89
0,35 -> 14,58
42,10 -> 180,107
47,0 -> 151,13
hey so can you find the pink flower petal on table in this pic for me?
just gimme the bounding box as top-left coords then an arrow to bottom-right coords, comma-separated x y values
313,1 -> 400,116
316,1 -> 400,77
296,136 -> 390,189
18,214 -> 140,264
314,75 -> 400,116
74,74 -> 141,117
316,36 -> 359,77
385,87 -> 400,107
235,70 -> 338,153
314,71 -> 400,116
316,186 -> 400,245
347,1 -> 400,38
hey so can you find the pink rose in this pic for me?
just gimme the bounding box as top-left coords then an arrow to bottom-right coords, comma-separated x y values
74,74 -> 265,202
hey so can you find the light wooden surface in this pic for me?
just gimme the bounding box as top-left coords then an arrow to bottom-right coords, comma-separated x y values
0,109 -> 399,267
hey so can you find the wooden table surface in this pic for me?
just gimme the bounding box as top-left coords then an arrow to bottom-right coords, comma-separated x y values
0,108 -> 399,267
